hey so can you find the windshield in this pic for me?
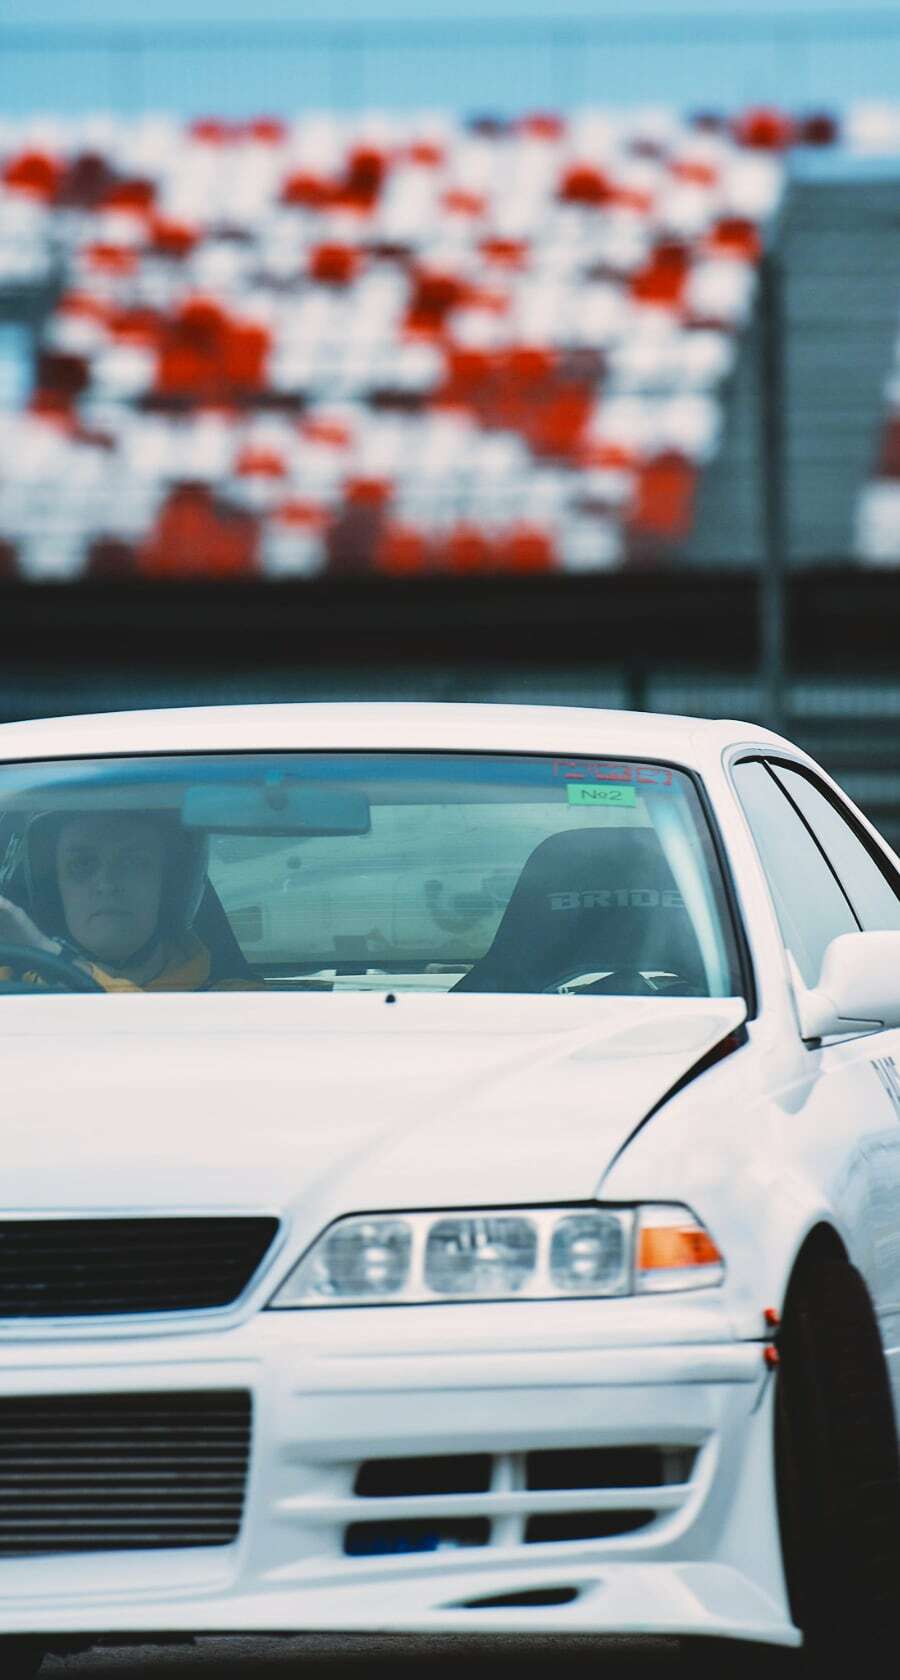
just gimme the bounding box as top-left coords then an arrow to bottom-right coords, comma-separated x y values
0,751 -> 741,997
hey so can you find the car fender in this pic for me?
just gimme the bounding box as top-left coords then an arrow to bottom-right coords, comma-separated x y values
598,1075 -> 856,1342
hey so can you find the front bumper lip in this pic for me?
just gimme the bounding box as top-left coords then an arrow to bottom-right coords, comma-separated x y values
0,1303 -> 796,1648
0,1563 -> 798,1647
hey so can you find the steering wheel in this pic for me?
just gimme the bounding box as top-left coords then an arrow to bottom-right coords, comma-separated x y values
543,966 -> 666,996
0,942 -> 105,994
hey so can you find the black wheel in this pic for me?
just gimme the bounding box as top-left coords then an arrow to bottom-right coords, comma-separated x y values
775,1259 -> 900,1658
0,1639 -> 46,1679
683,1258 -> 900,1674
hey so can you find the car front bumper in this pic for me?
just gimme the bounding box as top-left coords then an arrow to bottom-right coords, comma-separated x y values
0,1296 -> 798,1648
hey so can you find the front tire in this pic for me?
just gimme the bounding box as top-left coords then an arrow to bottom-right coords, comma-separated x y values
685,1258 -> 900,1673
0,1639 -> 46,1680
777,1258 -> 900,1662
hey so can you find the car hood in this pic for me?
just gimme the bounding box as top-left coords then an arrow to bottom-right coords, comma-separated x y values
0,991 -> 746,1217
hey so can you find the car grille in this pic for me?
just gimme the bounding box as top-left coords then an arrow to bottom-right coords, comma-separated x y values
339,1444 -> 698,1557
0,1216 -> 279,1316
0,1390 -> 251,1555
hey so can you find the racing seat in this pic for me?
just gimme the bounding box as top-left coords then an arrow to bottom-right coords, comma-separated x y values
452,826 -> 707,995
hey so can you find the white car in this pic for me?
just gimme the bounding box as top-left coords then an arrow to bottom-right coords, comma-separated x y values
1,700 -> 900,1676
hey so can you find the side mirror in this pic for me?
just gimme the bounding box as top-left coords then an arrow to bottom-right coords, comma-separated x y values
794,930 -> 900,1041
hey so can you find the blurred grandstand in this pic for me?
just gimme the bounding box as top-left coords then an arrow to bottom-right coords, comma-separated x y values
0,105 -> 794,583
4,95 -> 900,580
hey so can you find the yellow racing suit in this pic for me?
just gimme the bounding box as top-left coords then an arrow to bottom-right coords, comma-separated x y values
0,933 -> 260,992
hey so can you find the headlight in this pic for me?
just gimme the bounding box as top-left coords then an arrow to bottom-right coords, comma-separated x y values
268,1203 -> 723,1307
425,1216 -> 538,1296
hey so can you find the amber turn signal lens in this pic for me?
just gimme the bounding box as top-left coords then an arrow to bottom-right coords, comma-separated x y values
637,1225 -> 723,1271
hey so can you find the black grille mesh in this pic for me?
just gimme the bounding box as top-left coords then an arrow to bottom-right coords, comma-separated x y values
0,1390 -> 251,1555
0,1217 -> 279,1316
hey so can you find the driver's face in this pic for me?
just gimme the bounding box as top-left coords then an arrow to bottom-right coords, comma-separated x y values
57,815 -> 165,963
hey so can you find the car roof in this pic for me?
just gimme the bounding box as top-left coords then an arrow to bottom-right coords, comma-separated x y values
0,702 -> 802,769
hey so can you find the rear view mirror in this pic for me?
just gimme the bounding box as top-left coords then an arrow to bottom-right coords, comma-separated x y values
181,781 -> 371,837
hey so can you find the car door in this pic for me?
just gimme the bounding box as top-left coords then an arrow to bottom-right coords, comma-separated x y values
732,756 -> 900,1412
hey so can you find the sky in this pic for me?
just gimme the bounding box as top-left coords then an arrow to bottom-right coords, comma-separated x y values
2,0 -> 900,116
4,0 -> 898,22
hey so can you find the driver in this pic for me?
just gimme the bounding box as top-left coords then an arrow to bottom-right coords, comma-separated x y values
0,810 -> 253,991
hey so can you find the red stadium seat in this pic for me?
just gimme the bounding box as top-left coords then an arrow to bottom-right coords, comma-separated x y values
732,107 -> 795,151
628,451 -> 697,540
374,520 -> 430,576
496,521 -> 556,573
3,149 -> 63,200
138,484 -> 260,579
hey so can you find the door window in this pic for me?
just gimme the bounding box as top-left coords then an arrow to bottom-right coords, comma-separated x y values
769,763 -> 900,933
733,759 -> 858,986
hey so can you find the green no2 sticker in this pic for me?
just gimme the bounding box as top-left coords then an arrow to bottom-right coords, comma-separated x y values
567,783 -> 637,807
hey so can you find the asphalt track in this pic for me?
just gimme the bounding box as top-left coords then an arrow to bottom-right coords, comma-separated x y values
46,1634 -> 689,1679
